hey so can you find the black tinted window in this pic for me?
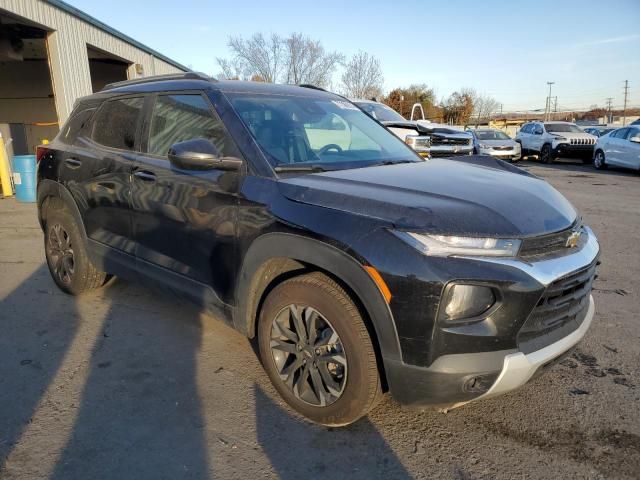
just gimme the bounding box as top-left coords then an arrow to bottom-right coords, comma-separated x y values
612,128 -> 628,139
148,94 -> 239,157
626,128 -> 640,140
59,106 -> 96,145
92,97 -> 144,150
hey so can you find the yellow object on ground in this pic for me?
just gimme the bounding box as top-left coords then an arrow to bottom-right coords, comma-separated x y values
0,134 -> 14,197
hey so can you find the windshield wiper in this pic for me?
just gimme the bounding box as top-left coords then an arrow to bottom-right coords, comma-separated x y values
370,160 -> 417,167
274,164 -> 328,173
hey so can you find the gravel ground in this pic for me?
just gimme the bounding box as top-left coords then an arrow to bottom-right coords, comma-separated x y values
0,159 -> 638,480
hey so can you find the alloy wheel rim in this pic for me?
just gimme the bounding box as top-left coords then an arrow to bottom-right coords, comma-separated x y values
541,146 -> 550,162
47,224 -> 75,285
269,304 -> 347,407
595,153 -> 603,167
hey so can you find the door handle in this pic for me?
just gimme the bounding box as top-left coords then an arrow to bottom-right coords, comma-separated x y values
133,170 -> 156,182
64,158 -> 82,168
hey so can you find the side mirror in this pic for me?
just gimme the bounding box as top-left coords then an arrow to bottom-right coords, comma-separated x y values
534,129 -> 543,135
168,138 -> 242,171
629,136 -> 640,144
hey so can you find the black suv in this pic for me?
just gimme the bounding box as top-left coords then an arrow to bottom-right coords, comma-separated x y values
37,73 -> 600,426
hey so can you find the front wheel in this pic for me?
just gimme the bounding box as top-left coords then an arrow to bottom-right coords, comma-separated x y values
594,150 -> 607,170
540,144 -> 555,164
258,272 -> 383,426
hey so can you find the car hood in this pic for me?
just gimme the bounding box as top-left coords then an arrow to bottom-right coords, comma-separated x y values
548,131 -> 596,140
277,157 -> 577,237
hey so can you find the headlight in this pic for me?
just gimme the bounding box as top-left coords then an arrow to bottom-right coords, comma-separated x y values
405,135 -> 432,151
553,136 -> 567,142
440,284 -> 496,322
479,143 -> 490,149
392,231 -> 521,257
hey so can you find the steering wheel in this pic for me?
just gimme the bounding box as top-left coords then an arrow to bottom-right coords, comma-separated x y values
319,144 -> 343,155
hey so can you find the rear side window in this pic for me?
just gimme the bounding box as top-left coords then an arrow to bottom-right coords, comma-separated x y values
625,128 -> 639,139
92,97 -> 144,151
147,94 -> 240,157
59,106 -> 96,145
611,128 -> 628,139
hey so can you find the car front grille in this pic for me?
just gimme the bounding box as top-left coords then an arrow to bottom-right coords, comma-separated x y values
492,146 -> 513,151
569,138 -> 596,145
517,260 -> 597,354
431,136 -> 471,146
519,224 -> 581,258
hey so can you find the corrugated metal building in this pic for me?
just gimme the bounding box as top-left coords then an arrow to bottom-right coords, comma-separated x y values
0,0 -> 188,154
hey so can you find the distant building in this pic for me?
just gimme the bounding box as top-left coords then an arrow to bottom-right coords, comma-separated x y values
0,0 -> 188,154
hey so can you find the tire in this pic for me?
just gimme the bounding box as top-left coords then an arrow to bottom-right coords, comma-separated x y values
593,150 -> 607,170
258,272 -> 383,427
44,202 -> 108,295
516,141 -> 525,160
540,143 -> 555,164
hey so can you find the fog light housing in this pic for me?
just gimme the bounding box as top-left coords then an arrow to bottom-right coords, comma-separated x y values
440,284 -> 496,323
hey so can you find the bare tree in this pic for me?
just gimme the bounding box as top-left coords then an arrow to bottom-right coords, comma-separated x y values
471,93 -> 500,126
216,57 -> 252,81
284,33 -> 344,87
220,33 -> 284,83
340,51 -> 384,99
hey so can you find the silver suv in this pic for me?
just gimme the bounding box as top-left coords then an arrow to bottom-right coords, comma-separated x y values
516,121 -> 596,163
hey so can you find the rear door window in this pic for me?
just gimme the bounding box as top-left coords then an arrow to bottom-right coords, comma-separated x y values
59,106 -> 96,145
92,97 -> 144,151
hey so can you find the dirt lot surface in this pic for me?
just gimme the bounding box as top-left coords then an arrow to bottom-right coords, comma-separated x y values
1,160 -> 639,479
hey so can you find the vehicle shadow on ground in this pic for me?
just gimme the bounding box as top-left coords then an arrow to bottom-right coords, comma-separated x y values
0,265 -> 79,467
1,265 -> 410,479
254,384 -> 411,479
47,278 -> 212,480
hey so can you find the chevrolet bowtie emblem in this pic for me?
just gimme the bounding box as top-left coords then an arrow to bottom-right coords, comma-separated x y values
566,231 -> 581,248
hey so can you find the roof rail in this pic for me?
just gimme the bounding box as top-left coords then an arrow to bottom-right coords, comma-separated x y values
298,84 -> 326,92
102,72 -> 215,91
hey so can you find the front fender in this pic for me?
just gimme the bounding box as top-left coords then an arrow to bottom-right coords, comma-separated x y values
234,232 -> 403,363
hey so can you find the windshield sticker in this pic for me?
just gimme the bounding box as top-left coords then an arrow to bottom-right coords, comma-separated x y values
331,100 -> 360,111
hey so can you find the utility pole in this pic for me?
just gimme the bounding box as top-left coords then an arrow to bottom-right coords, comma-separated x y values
545,82 -> 555,121
622,80 -> 629,126
606,97 -> 613,124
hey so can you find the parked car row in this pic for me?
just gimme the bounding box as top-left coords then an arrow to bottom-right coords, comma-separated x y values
354,100 -> 639,173
353,99 -> 474,158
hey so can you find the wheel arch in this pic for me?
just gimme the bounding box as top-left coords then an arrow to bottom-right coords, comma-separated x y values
37,179 -> 87,239
234,233 -> 403,366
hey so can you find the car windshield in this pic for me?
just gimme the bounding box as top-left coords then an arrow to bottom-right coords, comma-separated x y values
354,102 -> 406,122
227,93 -> 421,170
545,123 -> 582,133
475,130 -> 511,140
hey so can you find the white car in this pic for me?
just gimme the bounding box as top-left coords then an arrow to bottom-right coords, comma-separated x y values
593,126 -> 640,171
516,121 -> 597,164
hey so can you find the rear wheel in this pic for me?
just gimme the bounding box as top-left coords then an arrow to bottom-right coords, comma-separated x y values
540,143 -> 554,164
594,150 -> 607,170
44,203 -> 108,295
258,272 -> 382,426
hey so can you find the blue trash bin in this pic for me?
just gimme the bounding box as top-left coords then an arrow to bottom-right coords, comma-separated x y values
12,155 -> 37,203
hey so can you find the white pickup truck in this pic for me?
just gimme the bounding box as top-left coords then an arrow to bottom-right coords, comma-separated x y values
353,100 -> 473,157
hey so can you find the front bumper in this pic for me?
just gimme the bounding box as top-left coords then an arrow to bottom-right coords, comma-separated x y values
479,147 -> 521,161
553,143 -> 594,158
385,227 -> 599,407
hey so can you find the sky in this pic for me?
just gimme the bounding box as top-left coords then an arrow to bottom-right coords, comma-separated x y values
68,0 -> 640,113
